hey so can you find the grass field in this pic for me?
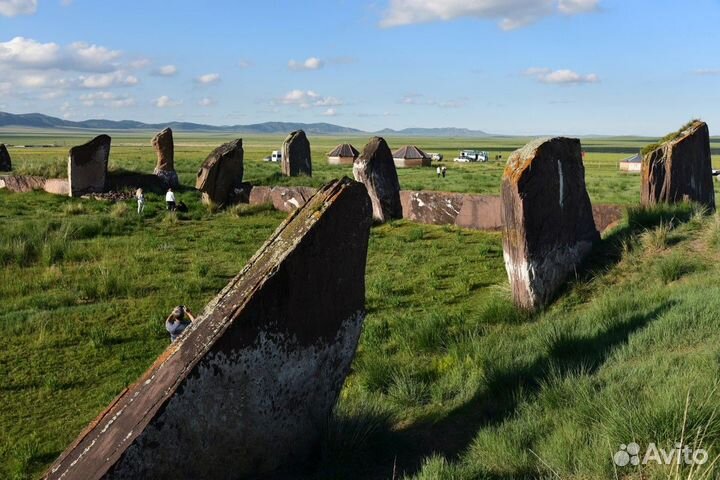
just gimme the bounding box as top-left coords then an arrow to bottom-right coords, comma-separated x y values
2,132 -> 720,479
4,130 -> 720,206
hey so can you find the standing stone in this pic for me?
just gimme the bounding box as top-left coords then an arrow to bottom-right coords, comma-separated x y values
195,139 -> 244,206
501,137 -> 599,311
0,143 -> 11,171
67,135 -> 111,197
641,120 -> 715,211
353,136 -> 402,223
152,127 -> 179,188
44,177 -> 372,480
281,129 -> 312,177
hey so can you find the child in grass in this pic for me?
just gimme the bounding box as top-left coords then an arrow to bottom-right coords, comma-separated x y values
165,305 -> 195,342
136,188 -> 145,215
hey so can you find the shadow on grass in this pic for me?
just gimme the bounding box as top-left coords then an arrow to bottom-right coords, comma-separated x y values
265,300 -> 674,480
289,204 -> 697,479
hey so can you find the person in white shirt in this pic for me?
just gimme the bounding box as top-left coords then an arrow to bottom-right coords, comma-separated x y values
165,188 -> 176,211
436,166 -> 441,178
136,188 -> 145,215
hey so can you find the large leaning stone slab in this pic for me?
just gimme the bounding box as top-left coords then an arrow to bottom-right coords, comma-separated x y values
353,136 -> 402,223
281,129 -> 312,177
44,177 -> 372,480
152,127 -> 179,188
68,135 -> 111,197
195,139 -> 244,206
641,120 -> 715,211
502,137 -> 599,311
0,143 -> 11,171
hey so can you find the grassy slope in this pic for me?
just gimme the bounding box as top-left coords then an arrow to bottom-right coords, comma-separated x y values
2,133 -> 720,479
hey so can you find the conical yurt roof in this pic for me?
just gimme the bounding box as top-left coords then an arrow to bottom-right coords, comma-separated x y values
328,143 -> 359,157
392,145 -> 430,160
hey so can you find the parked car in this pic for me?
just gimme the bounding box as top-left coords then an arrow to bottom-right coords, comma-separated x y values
453,150 -> 489,163
264,150 -> 282,162
428,152 -> 443,161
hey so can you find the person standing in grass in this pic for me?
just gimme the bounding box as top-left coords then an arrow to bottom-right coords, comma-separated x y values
165,305 -> 195,342
436,166 -> 441,178
442,166 -> 447,178
136,188 -> 145,215
165,187 -> 176,211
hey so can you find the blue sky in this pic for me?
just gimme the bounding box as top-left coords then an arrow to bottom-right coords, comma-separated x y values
0,0 -> 718,135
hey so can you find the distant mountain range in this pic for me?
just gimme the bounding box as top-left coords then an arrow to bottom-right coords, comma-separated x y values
0,111 -> 491,137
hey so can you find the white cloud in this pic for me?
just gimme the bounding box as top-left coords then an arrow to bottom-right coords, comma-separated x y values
157,64 -> 177,76
39,90 -> 66,100
196,73 -> 220,84
321,108 -> 337,117
198,97 -> 215,107
238,59 -> 253,69
277,89 -> 343,109
129,58 -> 151,69
79,91 -> 135,108
0,37 -> 121,72
0,0 -> 37,17
695,69 -> 720,76
288,57 -> 324,71
399,93 -> 467,108
524,67 -> 599,84
154,95 -> 182,108
380,0 -> 599,30
79,72 -> 138,88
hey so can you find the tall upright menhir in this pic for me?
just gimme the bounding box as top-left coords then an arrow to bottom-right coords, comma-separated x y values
501,137 -> 599,311
641,120 -> 715,211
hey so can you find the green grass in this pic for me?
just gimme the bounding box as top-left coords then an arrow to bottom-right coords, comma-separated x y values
3,133 -> 720,479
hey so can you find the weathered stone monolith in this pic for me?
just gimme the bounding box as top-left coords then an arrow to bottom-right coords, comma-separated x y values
195,139 -> 244,205
67,135 -> 111,197
353,136 -> 402,223
152,127 -> 179,188
641,120 -> 715,211
44,177 -> 372,480
502,137 -> 599,311
0,143 -> 11,171
281,129 -> 312,177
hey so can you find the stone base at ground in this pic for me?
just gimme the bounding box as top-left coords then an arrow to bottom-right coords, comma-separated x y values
248,185 -> 319,212
154,169 -> 179,189
238,185 -> 623,234
44,177 -> 372,480
400,191 -> 503,230
0,175 -> 47,192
